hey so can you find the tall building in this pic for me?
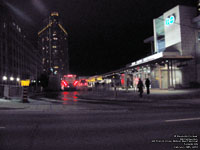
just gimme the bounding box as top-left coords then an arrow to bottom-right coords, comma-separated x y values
0,2 -> 42,86
38,12 -> 69,76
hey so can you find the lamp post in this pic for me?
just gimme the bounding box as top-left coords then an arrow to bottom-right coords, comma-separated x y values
2,76 -> 9,99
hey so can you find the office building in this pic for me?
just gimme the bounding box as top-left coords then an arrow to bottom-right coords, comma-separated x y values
38,12 -> 69,76
0,3 -> 42,86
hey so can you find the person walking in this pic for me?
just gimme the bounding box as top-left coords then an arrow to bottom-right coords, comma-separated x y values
137,78 -> 144,98
145,78 -> 150,94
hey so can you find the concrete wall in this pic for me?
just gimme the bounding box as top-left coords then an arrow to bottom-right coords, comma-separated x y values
179,6 -> 197,85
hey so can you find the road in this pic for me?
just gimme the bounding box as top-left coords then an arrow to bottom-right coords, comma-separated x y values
0,91 -> 199,150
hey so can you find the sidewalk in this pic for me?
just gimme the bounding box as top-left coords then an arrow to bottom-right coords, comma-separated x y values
77,88 -> 200,103
0,97 -> 79,112
1,88 -> 200,111
0,98 -> 87,112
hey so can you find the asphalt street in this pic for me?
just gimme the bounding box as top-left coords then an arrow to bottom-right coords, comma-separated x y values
0,91 -> 200,150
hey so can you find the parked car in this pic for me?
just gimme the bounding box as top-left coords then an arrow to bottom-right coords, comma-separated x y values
77,79 -> 88,90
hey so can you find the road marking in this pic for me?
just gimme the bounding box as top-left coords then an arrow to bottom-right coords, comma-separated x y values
165,117 -> 200,122
0,127 -> 6,129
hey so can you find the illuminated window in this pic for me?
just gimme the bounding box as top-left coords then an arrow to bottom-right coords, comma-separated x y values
53,37 -> 58,40
54,66 -> 59,69
51,12 -> 59,16
54,71 -> 57,75
54,50 -> 57,53
52,46 -> 57,48
42,47 -> 45,50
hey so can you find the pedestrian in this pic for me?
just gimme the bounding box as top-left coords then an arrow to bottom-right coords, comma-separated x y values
137,78 -> 144,98
145,78 -> 150,94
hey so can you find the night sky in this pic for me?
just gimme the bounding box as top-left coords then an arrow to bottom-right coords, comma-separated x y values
3,0 -> 196,76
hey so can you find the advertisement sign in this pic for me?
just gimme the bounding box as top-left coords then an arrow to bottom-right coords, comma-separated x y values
20,80 -> 30,87
164,6 -> 181,47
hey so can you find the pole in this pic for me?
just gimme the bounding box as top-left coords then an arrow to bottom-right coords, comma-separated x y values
171,60 -> 174,88
167,60 -> 170,89
22,86 -> 29,103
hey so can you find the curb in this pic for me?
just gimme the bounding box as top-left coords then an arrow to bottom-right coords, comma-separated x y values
77,95 -> 152,103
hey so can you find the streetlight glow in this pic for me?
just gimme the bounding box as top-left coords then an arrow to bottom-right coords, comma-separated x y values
10,76 -> 14,81
16,78 -> 20,82
3,76 -> 7,81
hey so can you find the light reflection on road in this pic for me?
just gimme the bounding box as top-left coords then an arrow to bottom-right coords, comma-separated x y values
61,91 -> 78,101
60,91 -> 86,104
44,91 -> 88,105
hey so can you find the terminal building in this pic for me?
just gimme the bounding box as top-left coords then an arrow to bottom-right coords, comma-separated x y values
129,5 -> 198,89
92,4 -> 200,89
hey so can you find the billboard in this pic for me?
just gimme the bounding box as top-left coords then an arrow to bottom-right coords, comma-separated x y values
164,6 -> 181,48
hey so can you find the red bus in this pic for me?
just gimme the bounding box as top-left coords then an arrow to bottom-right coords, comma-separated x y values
60,74 -> 78,91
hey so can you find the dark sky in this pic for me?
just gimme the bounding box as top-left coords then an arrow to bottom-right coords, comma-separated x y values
3,0 -> 196,76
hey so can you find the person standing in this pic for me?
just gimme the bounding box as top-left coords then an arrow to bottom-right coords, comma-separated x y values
137,78 -> 144,98
145,78 -> 150,94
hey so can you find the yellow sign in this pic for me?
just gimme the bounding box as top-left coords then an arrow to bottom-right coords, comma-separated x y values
97,76 -> 102,81
88,78 -> 95,82
21,80 -> 30,87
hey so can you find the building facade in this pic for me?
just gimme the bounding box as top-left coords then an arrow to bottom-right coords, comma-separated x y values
38,12 -> 69,76
129,5 -> 199,89
97,4 -> 200,89
0,3 -> 42,86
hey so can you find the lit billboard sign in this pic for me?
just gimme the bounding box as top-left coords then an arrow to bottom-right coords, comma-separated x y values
20,80 -> 30,87
165,14 -> 176,26
164,6 -> 181,47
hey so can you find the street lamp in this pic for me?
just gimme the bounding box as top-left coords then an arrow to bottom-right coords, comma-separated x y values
3,76 -> 7,81
10,76 -> 14,81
